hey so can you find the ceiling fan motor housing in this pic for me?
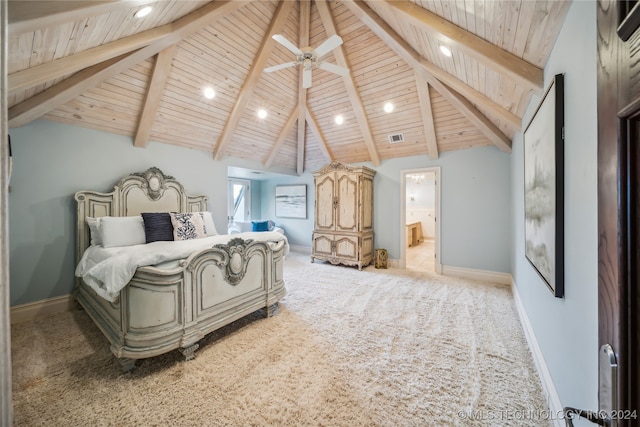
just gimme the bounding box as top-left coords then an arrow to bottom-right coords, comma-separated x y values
299,52 -> 317,68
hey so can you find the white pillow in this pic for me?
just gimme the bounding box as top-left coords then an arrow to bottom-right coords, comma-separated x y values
86,217 -> 102,246
199,211 -> 218,236
170,212 -> 207,241
99,216 -> 146,248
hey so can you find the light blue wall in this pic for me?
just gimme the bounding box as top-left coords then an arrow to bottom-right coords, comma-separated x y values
258,147 -> 512,273
366,147 -> 511,272
250,180 -> 261,219
511,0 -> 598,414
8,120 -> 229,306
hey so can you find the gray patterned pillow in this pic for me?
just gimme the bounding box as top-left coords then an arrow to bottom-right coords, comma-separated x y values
170,212 -> 207,241
141,212 -> 174,243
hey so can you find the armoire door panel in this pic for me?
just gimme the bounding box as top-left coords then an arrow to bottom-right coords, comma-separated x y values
336,172 -> 358,231
315,175 -> 335,230
335,236 -> 358,260
312,233 -> 333,256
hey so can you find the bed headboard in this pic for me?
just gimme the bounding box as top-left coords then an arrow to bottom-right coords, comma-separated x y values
74,167 -> 208,262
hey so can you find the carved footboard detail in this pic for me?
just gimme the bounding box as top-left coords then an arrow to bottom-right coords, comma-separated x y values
211,237 -> 254,285
75,237 -> 286,372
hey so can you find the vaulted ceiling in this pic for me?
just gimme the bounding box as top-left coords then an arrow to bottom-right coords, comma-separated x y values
7,0 -> 571,174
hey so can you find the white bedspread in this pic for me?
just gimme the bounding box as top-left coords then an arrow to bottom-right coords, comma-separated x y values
75,232 -> 288,302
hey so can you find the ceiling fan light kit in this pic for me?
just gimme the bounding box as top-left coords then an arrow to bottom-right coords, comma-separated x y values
265,34 -> 350,88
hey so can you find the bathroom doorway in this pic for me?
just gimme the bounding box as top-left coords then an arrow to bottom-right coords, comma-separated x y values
400,167 -> 441,273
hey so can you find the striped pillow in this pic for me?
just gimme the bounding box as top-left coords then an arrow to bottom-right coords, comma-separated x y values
141,212 -> 174,243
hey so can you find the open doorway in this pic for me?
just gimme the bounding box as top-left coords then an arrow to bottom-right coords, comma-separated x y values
400,167 -> 441,273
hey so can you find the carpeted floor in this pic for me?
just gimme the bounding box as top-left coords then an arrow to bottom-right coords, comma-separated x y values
11,252 -> 551,426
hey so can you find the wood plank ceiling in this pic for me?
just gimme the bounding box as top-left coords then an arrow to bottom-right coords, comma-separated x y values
7,0 -> 571,174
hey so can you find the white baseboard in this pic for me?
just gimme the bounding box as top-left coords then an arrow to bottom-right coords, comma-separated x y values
441,265 -> 511,285
10,294 -> 75,324
511,280 -> 564,427
388,259 -> 400,269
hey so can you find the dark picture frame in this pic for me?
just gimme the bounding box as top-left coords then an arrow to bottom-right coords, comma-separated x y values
523,73 -> 565,298
275,184 -> 307,219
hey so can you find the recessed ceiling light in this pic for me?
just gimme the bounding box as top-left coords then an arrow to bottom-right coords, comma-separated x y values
135,6 -> 153,18
203,87 -> 215,99
439,45 -> 452,57
384,102 -> 394,113
335,115 -> 344,125
258,109 -> 268,119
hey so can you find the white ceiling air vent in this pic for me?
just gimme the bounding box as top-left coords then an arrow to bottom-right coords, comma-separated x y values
388,133 -> 405,144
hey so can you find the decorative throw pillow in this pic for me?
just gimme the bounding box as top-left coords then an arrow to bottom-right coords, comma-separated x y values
141,212 -> 174,243
170,212 -> 207,241
99,216 -> 146,248
251,220 -> 270,232
86,217 -> 102,246
198,211 -> 218,236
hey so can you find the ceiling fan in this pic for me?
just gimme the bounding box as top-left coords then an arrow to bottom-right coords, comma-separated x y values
265,34 -> 350,88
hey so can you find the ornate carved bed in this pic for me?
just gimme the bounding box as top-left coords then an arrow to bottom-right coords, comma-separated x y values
74,167 -> 286,371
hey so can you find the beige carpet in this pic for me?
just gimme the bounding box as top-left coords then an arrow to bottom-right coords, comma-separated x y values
11,252 -> 551,426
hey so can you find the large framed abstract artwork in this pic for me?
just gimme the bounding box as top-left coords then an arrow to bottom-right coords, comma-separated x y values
523,74 -> 565,298
275,184 -> 307,219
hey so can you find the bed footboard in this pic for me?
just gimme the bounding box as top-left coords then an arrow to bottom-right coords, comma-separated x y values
75,238 -> 286,371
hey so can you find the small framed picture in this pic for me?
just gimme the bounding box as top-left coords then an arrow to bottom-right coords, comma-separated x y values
275,185 -> 306,219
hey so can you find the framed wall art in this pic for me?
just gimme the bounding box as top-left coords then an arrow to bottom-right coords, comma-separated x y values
523,73 -> 565,298
275,184 -> 307,219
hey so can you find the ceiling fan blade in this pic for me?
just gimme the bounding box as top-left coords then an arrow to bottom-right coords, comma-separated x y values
303,68 -> 312,89
313,34 -> 343,58
272,34 -> 303,56
318,61 -> 349,76
264,61 -> 297,73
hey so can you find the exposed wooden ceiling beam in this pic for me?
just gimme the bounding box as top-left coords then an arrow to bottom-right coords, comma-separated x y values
349,0 -> 513,153
134,45 -> 177,148
305,109 -> 333,163
426,73 -> 511,152
8,0 -> 245,128
342,0 -> 521,131
8,0 -> 246,96
381,0 -> 543,94
8,0 -> 151,36
316,0 -> 380,167
265,105 -> 299,168
297,0 -> 310,175
9,52 -> 135,128
213,0 -> 294,161
9,27 -> 167,96
414,72 -> 438,159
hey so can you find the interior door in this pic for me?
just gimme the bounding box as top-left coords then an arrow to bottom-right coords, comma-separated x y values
597,1 -> 640,422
